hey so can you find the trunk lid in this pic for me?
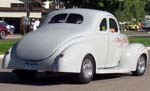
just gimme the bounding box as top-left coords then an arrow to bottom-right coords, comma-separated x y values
16,24 -> 84,61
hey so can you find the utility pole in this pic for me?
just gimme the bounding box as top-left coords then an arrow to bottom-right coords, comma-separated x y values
25,0 -> 30,33
57,0 -> 59,8
26,0 -> 30,19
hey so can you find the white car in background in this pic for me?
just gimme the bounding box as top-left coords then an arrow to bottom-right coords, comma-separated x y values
2,9 -> 149,84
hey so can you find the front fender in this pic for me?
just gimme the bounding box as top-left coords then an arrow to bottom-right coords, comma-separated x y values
53,43 -> 96,73
120,43 -> 148,71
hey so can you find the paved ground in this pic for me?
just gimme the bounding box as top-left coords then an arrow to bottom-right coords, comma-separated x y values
0,31 -> 150,91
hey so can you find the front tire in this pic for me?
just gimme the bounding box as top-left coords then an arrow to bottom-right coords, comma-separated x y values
13,69 -> 37,81
0,31 -> 6,39
78,55 -> 95,84
132,55 -> 146,76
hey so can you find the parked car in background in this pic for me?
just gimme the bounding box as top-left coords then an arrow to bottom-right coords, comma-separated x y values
128,24 -> 139,30
119,22 -> 127,31
2,9 -> 149,84
120,22 -> 139,31
142,19 -> 150,31
0,20 -> 15,34
0,23 -> 9,39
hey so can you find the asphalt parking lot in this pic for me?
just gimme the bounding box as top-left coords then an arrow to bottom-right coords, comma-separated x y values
0,58 -> 150,91
0,31 -> 150,91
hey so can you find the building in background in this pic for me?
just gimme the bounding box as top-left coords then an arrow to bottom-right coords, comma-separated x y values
0,0 -> 46,34
43,0 -> 65,9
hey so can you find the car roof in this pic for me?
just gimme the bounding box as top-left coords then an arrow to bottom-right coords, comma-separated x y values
0,23 -> 7,29
50,8 -> 113,18
45,8 -> 115,29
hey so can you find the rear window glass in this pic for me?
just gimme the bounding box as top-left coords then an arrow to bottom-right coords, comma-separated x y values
49,13 -> 67,23
66,14 -> 83,24
49,13 -> 83,24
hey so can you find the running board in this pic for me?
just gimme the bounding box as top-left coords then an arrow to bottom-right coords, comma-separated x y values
96,67 -> 131,74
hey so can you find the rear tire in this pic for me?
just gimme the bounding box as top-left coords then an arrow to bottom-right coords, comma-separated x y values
132,55 -> 146,76
13,69 -> 37,81
78,55 -> 95,84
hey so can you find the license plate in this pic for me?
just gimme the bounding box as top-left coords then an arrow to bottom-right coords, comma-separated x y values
24,63 -> 38,70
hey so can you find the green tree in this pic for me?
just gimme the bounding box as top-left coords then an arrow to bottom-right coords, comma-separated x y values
145,1 -> 150,14
61,0 -> 146,22
119,0 -> 145,22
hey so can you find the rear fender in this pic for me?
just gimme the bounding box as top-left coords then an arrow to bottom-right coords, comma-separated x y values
53,44 -> 96,73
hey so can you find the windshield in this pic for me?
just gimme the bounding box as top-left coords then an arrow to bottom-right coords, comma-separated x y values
49,13 -> 83,24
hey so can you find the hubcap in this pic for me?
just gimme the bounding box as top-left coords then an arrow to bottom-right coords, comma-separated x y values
137,56 -> 146,73
82,58 -> 93,79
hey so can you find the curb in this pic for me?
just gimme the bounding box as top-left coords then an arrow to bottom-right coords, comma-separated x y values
6,34 -> 22,39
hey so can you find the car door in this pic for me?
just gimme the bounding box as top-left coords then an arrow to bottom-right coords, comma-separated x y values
105,17 -> 122,68
92,18 -> 109,68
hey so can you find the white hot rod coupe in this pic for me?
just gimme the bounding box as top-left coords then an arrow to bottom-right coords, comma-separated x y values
2,9 -> 149,84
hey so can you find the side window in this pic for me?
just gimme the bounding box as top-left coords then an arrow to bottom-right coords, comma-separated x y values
49,13 -> 67,23
109,18 -> 118,33
99,18 -> 107,31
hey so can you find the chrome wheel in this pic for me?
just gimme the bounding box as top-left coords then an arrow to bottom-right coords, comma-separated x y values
82,58 -> 93,79
132,55 -> 146,76
78,55 -> 95,84
137,56 -> 146,74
